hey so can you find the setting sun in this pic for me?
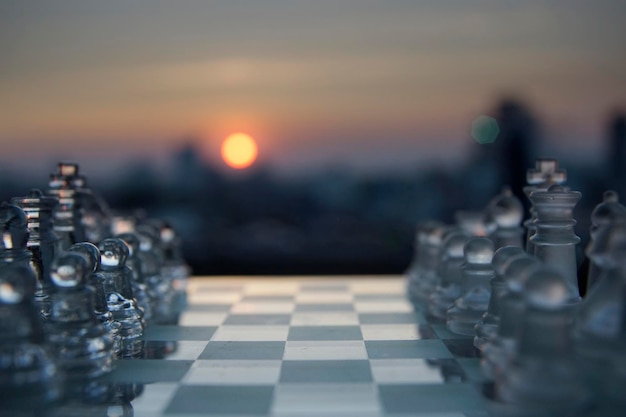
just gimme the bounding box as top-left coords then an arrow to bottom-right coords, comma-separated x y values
220,133 -> 258,169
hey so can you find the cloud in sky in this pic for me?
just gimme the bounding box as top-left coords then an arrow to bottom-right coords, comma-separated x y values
1,0 -> 624,172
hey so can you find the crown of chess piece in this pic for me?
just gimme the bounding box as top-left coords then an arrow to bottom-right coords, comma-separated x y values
495,267 -> 591,414
69,241 -> 123,358
0,263 -> 61,407
474,245 -> 526,353
446,237 -> 495,336
44,252 -> 115,379
48,164 -> 84,249
523,159 -> 567,254
12,189 -> 60,320
486,186 -> 524,249
585,190 -> 626,292
529,184 -> 582,301
427,229 -> 469,320
406,221 -> 446,306
95,238 -> 144,358
480,254 -> 541,380
573,222 -> 626,407
115,232 -> 154,323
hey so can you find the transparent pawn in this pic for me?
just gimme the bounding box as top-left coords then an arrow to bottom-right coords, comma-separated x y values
481,255 -> 541,381
573,222 -> 626,405
446,237 -> 495,336
12,189 -> 60,320
406,221 -> 446,307
96,238 -> 144,358
0,263 -> 61,407
585,190 -> 626,292
523,159 -> 567,254
486,186 -> 524,249
159,221 -> 190,323
496,267 -> 591,415
44,252 -> 115,379
115,232 -> 153,323
454,210 -> 495,237
530,184 -> 582,301
427,229 -> 469,320
137,223 -> 178,324
474,246 -> 526,353
69,242 -> 122,358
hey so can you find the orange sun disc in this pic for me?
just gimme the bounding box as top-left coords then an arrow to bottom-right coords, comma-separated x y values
221,133 -> 258,169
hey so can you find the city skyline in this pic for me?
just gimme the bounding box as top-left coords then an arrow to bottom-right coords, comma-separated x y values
1,1 -> 624,177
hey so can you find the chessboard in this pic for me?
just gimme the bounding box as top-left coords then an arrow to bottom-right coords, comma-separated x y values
99,275 -> 494,417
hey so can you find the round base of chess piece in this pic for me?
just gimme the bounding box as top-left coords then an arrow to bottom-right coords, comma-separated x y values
480,336 -> 515,381
46,324 -> 115,379
446,287 -> 490,336
496,357 -> 591,415
0,344 -> 63,407
427,284 -> 460,320
473,311 -> 499,352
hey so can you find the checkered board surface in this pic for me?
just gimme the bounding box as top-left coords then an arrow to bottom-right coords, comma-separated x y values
110,276 -> 497,417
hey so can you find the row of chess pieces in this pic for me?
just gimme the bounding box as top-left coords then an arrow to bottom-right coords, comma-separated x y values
0,162 -> 190,411
406,159 -> 625,416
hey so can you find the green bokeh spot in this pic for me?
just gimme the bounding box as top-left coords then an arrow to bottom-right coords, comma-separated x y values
471,115 -> 500,144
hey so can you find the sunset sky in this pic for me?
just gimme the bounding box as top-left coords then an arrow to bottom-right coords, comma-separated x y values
1,1 -> 625,177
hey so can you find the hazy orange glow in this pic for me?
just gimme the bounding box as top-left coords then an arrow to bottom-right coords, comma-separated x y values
221,133 -> 258,169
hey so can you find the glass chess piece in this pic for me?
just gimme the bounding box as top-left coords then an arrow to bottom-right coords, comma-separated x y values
12,189 -> 60,320
47,166 -> 83,250
66,163 -> 113,244
486,186 -> 524,249
474,245 -> 526,353
159,221 -> 190,324
44,252 -> 115,379
95,238 -> 145,358
69,242 -> 123,358
0,202 -> 33,269
573,222 -> 626,407
427,229 -> 469,320
454,209 -> 495,237
136,223 -> 177,325
446,237 -> 495,336
495,267 -> 591,415
406,221 -> 446,307
481,255 -> 540,381
50,380 -> 143,417
0,263 -> 61,408
114,232 -> 154,323
523,159 -> 567,254
529,184 -> 582,301
585,190 -> 626,292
